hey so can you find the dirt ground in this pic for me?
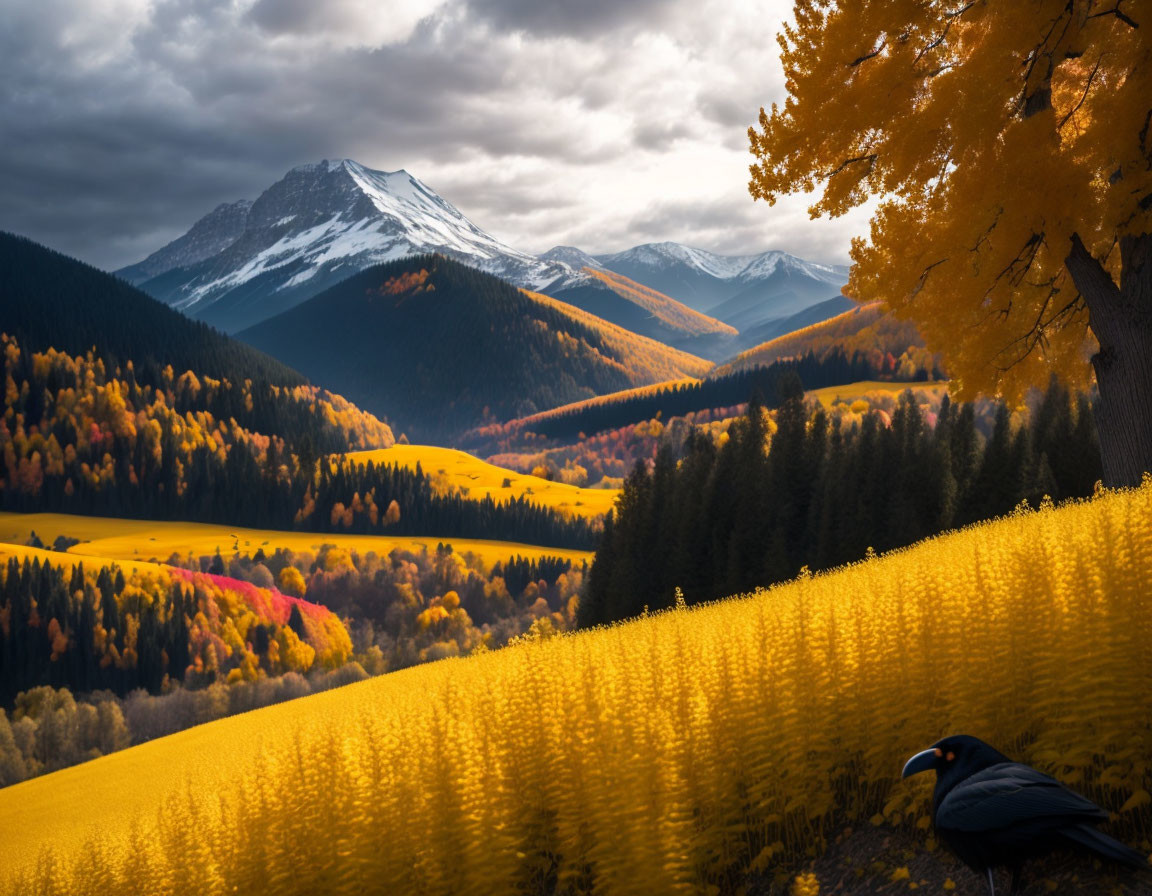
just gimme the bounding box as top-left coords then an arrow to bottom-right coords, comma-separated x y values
750,825 -> 1152,895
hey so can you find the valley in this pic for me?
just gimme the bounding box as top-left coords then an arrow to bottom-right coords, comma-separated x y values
3,4 -> 1148,888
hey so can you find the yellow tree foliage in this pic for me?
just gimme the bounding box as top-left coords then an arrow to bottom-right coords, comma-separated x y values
749,1 -> 1152,485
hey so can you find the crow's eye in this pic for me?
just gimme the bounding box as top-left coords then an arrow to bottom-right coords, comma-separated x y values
946,751 -> 955,762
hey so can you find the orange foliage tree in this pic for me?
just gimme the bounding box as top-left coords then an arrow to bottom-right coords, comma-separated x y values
749,1 -> 1151,485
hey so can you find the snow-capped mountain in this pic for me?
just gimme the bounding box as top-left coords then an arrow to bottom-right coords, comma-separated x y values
538,245 -> 606,271
120,160 -> 849,349
594,241 -> 850,332
119,159 -> 590,333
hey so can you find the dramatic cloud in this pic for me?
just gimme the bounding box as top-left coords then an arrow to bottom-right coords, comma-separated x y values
0,0 -> 871,271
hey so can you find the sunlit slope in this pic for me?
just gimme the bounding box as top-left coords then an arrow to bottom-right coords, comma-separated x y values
0,512 -> 595,567
344,445 -> 619,518
521,288 -> 713,381
716,300 -> 924,374
502,377 -> 703,427
0,540 -> 160,576
4,485 -> 1152,893
807,380 -> 949,408
581,267 -> 738,337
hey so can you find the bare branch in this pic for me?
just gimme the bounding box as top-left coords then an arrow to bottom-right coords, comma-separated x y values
911,258 -> 948,298
913,1 -> 976,67
993,290 -> 1085,373
1087,1 -> 1140,29
824,153 -> 877,179
849,39 -> 887,68
1057,53 -> 1103,131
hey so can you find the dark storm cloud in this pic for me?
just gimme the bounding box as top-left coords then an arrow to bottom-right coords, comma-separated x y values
0,0 -> 862,272
464,0 -> 678,36
247,0 -> 333,34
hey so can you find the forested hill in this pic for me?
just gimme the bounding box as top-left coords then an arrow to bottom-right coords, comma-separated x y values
463,348 -> 907,450
0,232 -> 305,390
238,254 -> 711,440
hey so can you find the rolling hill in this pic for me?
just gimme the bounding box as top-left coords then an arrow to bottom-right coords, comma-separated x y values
546,267 -> 737,359
2,480 -> 1148,894
715,301 -> 931,375
344,445 -> 618,519
238,254 -> 712,440
0,512 -> 596,569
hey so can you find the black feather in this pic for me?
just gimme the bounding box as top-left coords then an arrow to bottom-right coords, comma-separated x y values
1061,823 -> 1151,871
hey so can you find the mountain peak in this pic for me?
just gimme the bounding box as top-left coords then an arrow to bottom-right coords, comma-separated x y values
539,245 -> 604,271
119,159 -> 585,333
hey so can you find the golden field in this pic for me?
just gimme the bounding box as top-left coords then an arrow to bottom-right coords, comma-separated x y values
2,482 -> 1151,894
806,380 -> 949,408
345,444 -> 619,519
0,511 -> 596,569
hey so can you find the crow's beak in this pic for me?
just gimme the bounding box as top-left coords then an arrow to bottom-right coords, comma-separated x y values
902,748 -> 938,778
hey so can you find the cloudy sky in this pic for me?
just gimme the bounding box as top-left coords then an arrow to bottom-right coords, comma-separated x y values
1,0 -> 871,271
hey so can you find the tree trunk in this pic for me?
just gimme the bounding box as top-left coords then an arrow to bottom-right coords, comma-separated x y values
1065,232 -> 1152,488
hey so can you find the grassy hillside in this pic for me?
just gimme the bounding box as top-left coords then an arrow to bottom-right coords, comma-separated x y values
806,379 -> 949,408
717,301 -> 931,376
485,377 -> 704,430
238,255 -> 711,440
3,482 -> 1150,894
344,445 -> 618,519
0,512 -> 595,568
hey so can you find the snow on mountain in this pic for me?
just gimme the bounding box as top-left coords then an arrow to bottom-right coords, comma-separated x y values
539,245 -> 606,271
598,242 -> 847,294
120,159 -> 590,333
119,159 -> 849,346
598,242 -> 759,282
590,241 -> 850,340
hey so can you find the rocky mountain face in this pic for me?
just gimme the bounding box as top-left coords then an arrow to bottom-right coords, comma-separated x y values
119,160 -> 588,333
117,200 -> 253,285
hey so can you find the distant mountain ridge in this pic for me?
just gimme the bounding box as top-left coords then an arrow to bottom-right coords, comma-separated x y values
591,241 -> 850,338
119,160 -> 851,352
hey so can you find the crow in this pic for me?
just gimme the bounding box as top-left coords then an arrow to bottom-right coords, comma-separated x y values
902,734 -> 1149,895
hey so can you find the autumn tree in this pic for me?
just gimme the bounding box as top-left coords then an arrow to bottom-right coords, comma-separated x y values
749,1 -> 1151,485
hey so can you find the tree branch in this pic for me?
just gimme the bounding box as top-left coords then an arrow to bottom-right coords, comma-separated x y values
1065,232 -> 1122,318
849,39 -> 887,67
1087,1 -> 1140,29
824,153 -> 877,179
1057,54 -> 1103,131
914,1 -> 976,67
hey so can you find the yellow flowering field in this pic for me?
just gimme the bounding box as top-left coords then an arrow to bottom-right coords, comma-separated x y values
2,483 -> 1150,894
805,380 -> 949,409
344,444 -> 620,518
0,511 -> 596,568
